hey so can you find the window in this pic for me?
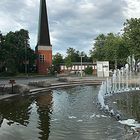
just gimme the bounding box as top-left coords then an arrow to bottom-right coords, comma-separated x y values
39,54 -> 45,62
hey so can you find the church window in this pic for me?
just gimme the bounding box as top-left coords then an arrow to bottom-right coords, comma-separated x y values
39,54 -> 45,62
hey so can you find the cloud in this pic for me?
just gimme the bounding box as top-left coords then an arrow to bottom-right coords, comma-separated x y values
123,0 -> 140,19
48,0 -> 127,54
0,0 -> 140,55
0,0 -> 39,46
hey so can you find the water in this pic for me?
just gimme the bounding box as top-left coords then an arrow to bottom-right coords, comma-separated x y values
96,58 -> 140,139
107,91 -> 140,122
0,86 -> 126,140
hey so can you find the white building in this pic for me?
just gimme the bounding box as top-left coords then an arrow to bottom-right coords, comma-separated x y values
60,62 -> 97,75
97,61 -> 109,77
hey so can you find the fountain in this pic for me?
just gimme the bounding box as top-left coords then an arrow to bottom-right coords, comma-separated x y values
118,69 -> 121,91
97,55 -> 140,132
125,64 -> 129,91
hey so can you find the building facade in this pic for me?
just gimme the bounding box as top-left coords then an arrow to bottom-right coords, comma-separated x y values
60,62 -> 97,75
36,0 -> 52,74
97,61 -> 109,77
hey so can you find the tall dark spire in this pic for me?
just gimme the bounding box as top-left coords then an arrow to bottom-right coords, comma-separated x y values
38,0 -> 51,46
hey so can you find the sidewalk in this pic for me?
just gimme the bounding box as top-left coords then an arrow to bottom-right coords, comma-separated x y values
0,76 -> 58,85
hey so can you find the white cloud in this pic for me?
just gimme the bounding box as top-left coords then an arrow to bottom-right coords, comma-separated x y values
25,0 -> 37,8
47,0 -> 126,54
0,0 -> 139,55
123,0 -> 140,19
0,12 -> 24,33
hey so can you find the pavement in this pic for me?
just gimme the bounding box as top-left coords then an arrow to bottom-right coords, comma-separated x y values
0,76 -> 59,85
0,76 -> 106,85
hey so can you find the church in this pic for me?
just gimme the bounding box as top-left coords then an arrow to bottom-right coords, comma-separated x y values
36,0 -> 52,74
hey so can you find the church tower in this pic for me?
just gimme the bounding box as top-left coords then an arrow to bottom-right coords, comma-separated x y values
36,0 -> 52,74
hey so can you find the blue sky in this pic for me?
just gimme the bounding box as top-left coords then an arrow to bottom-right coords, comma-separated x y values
0,0 -> 140,56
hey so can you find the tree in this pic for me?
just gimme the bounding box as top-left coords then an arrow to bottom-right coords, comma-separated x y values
65,56 -> 72,68
64,47 -> 79,68
90,33 -> 128,69
81,51 -> 91,62
64,47 -> 91,66
123,18 -> 140,71
0,29 -> 36,75
52,53 -> 63,73
65,47 -> 80,62
0,32 -> 5,72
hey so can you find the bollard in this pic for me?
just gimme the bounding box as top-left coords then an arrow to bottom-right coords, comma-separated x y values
9,80 -> 16,94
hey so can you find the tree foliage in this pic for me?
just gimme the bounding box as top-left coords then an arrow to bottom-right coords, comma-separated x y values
65,48 -> 80,63
123,18 -> 140,68
90,18 -> 140,70
84,66 -> 93,75
90,33 -> 129,69
0,29 -> 36,75
52,53 -> 63,73
64,47 -> 91,67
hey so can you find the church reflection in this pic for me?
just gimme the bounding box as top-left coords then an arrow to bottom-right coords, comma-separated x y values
35,91 -> 53,140
0,91 -> 53,139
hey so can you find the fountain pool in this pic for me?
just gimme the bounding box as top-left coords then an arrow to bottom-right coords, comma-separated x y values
0,85 -> 132,140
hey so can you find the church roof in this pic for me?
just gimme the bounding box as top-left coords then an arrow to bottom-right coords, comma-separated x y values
38,0 -> 51,46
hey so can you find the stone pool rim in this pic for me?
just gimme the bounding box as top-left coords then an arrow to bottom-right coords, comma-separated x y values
0,77 -> 103,101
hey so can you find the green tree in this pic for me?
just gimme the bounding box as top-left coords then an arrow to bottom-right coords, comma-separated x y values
65,57 -> 72,68
0,32 -> 6,72
52,53 -> 63,73
0,29 -> 36,75
65,47 -> 80,62
64,47 -> 78,68
64,47 -> 91,65
81,51 -> 91,62
90,33 -> 128,69
123,18 -> 140,71
90,34 -> 107,61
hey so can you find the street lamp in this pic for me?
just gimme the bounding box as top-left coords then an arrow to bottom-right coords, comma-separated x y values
80,55 -> 84,77
24,39 -> 28,77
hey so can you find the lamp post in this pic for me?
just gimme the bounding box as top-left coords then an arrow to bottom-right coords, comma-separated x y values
24,39 -> 28,78
80,55 -> 84,77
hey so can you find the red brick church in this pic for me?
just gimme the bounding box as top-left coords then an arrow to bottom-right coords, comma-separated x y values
36,0 -> 52,74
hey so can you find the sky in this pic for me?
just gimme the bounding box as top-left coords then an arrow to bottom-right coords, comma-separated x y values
0,0 -> 140,56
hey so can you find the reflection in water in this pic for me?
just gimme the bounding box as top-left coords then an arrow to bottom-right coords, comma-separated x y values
36,92 -> 53,140
0,91 -> 52,140
116,92 -> 140,122
0,86 -> 128,140
0,97 -> 32,126
0,114 -> 3,127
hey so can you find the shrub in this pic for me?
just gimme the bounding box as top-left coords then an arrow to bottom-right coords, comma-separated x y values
84,66 -> 93,75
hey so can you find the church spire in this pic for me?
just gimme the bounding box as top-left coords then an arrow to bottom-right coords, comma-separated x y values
38,0 -> 51,46
36,0 -> 52,75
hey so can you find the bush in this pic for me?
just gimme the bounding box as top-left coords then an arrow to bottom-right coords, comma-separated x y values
84,66 -> 93,75
0,71 -> 17,77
